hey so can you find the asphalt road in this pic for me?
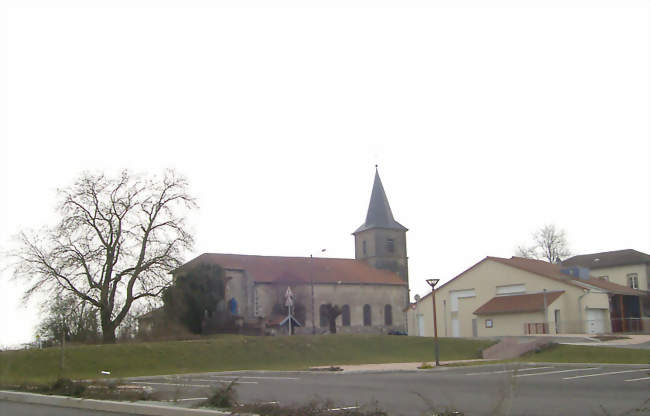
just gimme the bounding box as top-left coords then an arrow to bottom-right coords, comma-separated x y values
0,400 -> 134,416
127,363 -> 650,416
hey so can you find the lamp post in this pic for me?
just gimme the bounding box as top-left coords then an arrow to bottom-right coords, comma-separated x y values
426,278 -> 440,366
311,249 -> 326,335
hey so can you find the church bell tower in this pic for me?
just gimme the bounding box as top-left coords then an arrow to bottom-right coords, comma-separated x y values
353,168 -> 409,283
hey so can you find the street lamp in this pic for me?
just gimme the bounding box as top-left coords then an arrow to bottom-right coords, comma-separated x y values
426,278 -> 440,366
311,248 -> 327,335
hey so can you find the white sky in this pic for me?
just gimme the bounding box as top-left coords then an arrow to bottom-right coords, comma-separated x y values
1,0 -> 648,348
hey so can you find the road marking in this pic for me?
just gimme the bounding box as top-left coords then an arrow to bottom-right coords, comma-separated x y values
513,367 -> 600,378
465,366 -> 553,376
624,376 -> 650,382
328,406 -> 360,411
188,379 -> 259,384
165,397 -> 208,402
564,368 -> 650,380
209,376 -> 300,380
131,381 -> 211,388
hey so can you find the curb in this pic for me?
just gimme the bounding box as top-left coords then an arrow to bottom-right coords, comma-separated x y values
0,390 -> 231,415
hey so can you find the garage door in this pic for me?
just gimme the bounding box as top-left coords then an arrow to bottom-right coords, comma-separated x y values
585,308 -> 607,334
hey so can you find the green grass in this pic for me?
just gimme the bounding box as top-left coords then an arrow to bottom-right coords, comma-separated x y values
519,344 -> 650,364
0,334 -> 493,384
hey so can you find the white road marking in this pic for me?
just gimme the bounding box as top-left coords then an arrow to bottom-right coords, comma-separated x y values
165,397 -> 208,402
465,366 -> 553,376
564,368 -> 650,380
131,381 -> 211,388
624,376 -> 650,382
191,379 -> 259,384
328,406 -> 360,411
207,375 -> 299,380
513,367 -> 600,378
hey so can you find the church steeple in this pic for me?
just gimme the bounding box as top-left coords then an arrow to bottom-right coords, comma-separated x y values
353,168 -> 409,283
354,167 -> 407,234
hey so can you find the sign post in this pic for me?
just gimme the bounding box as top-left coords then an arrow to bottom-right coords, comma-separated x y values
285,286 -> 294,335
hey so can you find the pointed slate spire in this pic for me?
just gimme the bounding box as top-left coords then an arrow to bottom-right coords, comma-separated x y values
354,167 -> 407,234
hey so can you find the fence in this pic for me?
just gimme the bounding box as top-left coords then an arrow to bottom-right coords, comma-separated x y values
525,317 -> 650,335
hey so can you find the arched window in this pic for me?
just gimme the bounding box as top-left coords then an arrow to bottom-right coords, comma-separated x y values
363,304 -> 372,326
341,305 -> 350,326
384,304 -> 393,326
319,304 -> 328,327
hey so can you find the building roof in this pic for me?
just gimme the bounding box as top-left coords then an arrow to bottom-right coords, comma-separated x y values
488,256 -> 646,296
415,256 -> 645,304
562,249 -> 650,269
573,277 -> 646,296
179,253 -> 407,286
353,168 -> 407,234
474,291 -> 564,315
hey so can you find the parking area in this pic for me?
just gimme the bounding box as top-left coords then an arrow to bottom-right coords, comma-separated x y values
125,364 -> 650,415
459,364 -> 650,382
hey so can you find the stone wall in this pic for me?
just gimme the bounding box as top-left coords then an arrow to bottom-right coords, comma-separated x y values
255,281 -> 408,334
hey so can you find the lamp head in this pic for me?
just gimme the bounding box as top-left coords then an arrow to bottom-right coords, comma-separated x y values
425,278 -> 440,288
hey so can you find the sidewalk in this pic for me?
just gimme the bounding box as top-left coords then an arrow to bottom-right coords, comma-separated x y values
558,334 -> 650,347
311,358 -> 493,373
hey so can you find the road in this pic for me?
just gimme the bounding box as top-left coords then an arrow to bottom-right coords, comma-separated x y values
0,400 -> 133,416
126,363 -> 650,416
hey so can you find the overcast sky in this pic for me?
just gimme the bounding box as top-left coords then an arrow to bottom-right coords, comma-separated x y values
1,0 -> 648,348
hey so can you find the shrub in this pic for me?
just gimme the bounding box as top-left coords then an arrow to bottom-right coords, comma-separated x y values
49,378 -> 87,397
204,380 -> 238,408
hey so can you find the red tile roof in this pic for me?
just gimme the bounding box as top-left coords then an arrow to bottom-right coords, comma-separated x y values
474,291 -> 564,315
179,253 -> 407,285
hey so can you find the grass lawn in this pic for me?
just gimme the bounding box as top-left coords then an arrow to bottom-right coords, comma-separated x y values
519,344 -> 650,364
0,334 -> 493,384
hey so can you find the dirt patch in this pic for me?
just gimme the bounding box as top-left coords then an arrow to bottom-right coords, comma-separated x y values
592,335 -> 631,342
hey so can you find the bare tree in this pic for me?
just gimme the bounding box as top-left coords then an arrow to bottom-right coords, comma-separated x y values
516,224 -> 571,263
321,303 -> 342,334
11,170 -> 196,343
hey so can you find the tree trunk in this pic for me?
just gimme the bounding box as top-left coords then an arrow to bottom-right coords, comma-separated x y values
101,314 -> 117,344
102,326 -> 117,343
329,318 -> 337,334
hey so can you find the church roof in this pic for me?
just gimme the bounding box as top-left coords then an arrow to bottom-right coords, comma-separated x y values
353,169 -> 407,234
179,253 -> 407,286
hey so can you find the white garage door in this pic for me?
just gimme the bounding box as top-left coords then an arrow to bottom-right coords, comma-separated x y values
585,308 -> 607,334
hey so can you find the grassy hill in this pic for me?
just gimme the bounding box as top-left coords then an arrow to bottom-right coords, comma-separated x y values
0,334 -> 493,384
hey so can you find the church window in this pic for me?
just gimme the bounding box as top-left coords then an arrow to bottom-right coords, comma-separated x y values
341,305 -> 350,326
319,304 -> 328,327
384,304 -> 392,326
362,240 -> 367,256
363,304 -> 372,326
386,238 -> 395,253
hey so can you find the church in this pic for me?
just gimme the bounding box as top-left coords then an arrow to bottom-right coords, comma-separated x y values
176,169 -> 410,335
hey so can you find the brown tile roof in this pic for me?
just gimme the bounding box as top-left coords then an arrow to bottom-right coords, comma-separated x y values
178,253 -> 407,286
562,249 -> 650,269
414,256 -> 645,304
487,257 -> 584,287
474,291 -> 564,315
489,256 -> 647,296
575,277 -> 646,296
